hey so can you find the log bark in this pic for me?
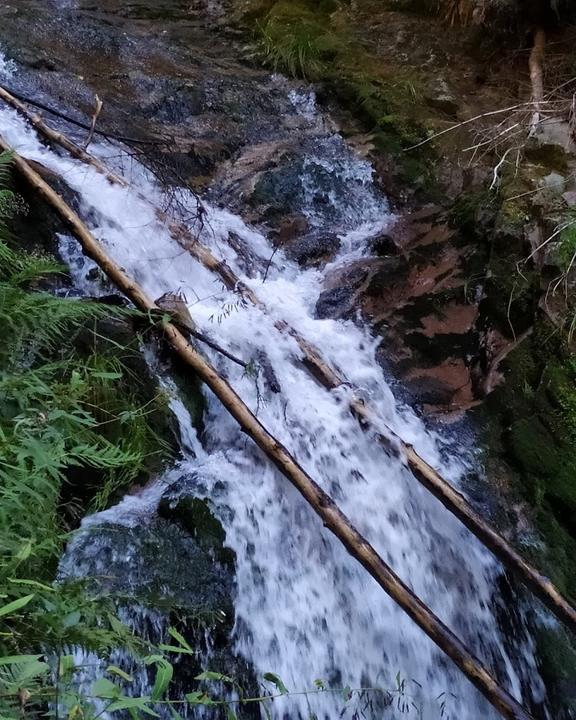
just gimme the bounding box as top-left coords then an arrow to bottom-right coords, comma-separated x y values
528,28 -> 546,136
1,136 -> 535,720
3,89 -> 574,633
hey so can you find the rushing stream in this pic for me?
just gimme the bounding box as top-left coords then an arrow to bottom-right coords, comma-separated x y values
0,24 -> 550,719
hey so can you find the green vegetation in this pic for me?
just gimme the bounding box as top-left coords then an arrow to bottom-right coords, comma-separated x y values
0,154 -> 178,712
258,0 -> 345,79
556,215 -> 576,274
482,324 -> 576,598
244,0 -> 434,190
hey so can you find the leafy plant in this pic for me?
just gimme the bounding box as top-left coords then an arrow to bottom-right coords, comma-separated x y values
556,218 -> 576,274
0,153 -> 171,660
258,0 -> 346,79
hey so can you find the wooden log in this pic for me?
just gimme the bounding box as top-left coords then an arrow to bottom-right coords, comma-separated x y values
1,136 -> 535,720
528,28 -> 546,136
4,89 -> 574,632
0,83 -> 348,387
401,441 -> 576,634
0,85 -> 129,187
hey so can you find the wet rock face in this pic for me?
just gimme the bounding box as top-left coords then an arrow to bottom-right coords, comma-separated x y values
232,134 -> 386,232
0,0 -> 313,185
158,494 -> 236,569
316,286 -> 356,319
284,232 -> 341,266
317,207 -> 488,414
69,518 -> 235,619
61,467 -> 244,644
61,494 -> 257,697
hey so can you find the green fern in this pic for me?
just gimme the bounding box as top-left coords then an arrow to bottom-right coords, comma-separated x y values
0,154 -> 171,661
0,285 -> 132,362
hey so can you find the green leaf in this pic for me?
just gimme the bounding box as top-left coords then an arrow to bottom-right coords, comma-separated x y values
107,697 -> 159,716
14,659 -> 50,683
0,594 -> 35,617
14,541 -> 32,562
167,627 -> 193,652
147,658 -> 173,701
62,610 -> 82,628
185,692 -> 216,706
263,672 -> 288,695
195,671 -> 234,684
0,655 -> 42,666
107,666 -> 134,683
92,677 -> 121,699
107,613 -> 129,637
90,371 -> 123,380
59,655 -> 76,679
157,644 -> 195,656
8,578 -> 55,592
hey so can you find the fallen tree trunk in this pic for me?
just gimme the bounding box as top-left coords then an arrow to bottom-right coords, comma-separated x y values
1,136 -> 536,720
3,88 -> 574,633
0,85 -> 129,187
528,28 -> 546,136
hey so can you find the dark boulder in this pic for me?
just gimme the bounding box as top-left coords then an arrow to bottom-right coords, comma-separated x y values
315,286 -> 356,319
284,233 -> 341,266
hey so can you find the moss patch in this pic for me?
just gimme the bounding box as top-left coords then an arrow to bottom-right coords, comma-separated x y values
534,625 -> 576,718
485,325 -> 576,598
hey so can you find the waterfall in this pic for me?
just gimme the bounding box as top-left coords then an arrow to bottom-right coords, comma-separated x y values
0,67 -> 547,719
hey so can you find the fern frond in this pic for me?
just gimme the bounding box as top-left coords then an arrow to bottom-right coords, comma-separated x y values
0,284 -> 133,361
0,152 -> 13,188
9,257 -> 65,287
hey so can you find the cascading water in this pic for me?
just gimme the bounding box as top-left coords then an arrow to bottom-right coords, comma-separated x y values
0,49 -> 548,719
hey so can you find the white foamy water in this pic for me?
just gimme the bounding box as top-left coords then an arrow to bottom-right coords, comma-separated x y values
0,82 -> 547,720
0,50 -> 16,79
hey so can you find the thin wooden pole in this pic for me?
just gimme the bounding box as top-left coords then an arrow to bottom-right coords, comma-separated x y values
0,85 -> 128,187
2,85 -> 574,633
1,136 -> 535,720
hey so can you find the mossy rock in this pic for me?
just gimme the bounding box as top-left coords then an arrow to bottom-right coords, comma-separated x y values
524,142 -> 571,174
533,509 -> 576,598
159,494 -> 235,569
494,198 -> 530,238
481,251 -> 538,335
484,342 -> 538,422
250,160 -> 306,216
534,625 -> 576,718
449,188 -> 496,237
483,325 -> 576,595
508,417 -> 558,483
508,413 -> 576,521
169,357 -> 206,436
69,519 -> 235,622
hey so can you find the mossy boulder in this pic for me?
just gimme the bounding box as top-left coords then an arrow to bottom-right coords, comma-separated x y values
65,518 -> 234,624
159,495 -> 236,569
534,626 -> 576,719
484,329 -> 576,597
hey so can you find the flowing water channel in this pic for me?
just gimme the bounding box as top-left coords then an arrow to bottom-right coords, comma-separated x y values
0,14 -> 551,719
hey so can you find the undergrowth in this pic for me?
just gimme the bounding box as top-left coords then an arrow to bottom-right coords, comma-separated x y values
0,152 -> 172,668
